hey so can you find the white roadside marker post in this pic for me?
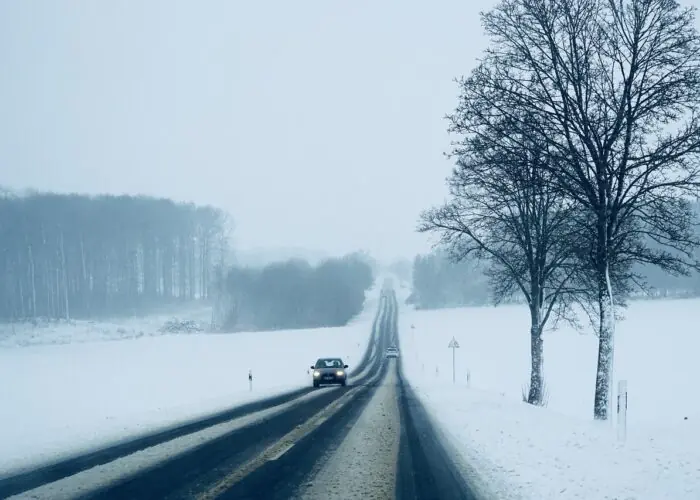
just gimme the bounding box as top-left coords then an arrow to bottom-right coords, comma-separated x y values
448,336 -> 460,384
617,379 -> 627,442
249,369 -> 253,392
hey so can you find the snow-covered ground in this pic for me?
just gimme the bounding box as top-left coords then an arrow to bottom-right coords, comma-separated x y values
0,304 -> 215,348
399,297 -> 700,499
0,291 -> 380,478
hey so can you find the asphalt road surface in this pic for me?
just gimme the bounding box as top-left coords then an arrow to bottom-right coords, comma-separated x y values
5,289 -> 479,500
297,359 -> 401,499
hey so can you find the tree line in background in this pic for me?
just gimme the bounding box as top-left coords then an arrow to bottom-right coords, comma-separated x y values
0,190 -> 230,320
411,240 -> 700,311
408,251 -> 490,308
217,252 -> 374,332
0,189 -> 375,333
419,0 -> 700,419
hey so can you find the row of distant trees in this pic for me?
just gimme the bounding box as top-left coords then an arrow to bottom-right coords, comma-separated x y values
0,189 -> 375,333
419,0 -> 700,420
410,243 -> 700,310
218,253 -> 374,331
0,190 -> 230,320
408,251 -> 490,308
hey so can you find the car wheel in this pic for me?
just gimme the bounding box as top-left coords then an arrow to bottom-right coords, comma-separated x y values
313,381 -> 319,388
341,380 -> 347,387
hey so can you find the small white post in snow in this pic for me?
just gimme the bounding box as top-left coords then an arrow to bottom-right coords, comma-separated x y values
448,336 -> 460,384
617,379 -> 627,442
248,369 -> 253,391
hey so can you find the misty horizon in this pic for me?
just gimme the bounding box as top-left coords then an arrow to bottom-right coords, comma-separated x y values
0,0 -> 503,262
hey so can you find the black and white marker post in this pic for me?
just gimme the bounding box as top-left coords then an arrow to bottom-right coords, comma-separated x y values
248,369 -> 253,391
448,336 -> 460,384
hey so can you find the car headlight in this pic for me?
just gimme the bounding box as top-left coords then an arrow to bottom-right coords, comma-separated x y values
313,371 -> 321,377
336,370 -> 345,376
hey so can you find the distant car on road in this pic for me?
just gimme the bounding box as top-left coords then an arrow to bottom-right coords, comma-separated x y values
385,346 -> 399,359
311,358 -> 349,387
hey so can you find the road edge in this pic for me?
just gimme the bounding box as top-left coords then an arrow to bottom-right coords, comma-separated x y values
392,290 -> 490,500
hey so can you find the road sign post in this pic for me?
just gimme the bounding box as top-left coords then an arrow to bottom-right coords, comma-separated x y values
448,337 -> 460,384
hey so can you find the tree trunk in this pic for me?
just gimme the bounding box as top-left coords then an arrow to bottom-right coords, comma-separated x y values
17,266 -> 25,319
28,244 -> 37,317
79,236 -> 89,315
163,241 -> 174,300
59,231 -> 70,320
528,306 -> 544,405
188,237 -> 196,300
55,267 -> 61,319
593,261 -> 616,420
178,237 -> 187,299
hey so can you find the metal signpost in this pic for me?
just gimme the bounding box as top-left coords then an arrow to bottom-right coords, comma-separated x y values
448,336 -> 460,384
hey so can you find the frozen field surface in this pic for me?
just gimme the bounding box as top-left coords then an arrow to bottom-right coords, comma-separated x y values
0,304 -> 215,348
399,297 -> 700,499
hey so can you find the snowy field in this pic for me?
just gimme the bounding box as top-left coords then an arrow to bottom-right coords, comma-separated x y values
0,305 -> 215,348
0,291 -> 380,478
399,297 -> 700,499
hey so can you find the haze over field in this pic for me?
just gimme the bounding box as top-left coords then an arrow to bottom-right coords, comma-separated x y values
0,0 -> 505,262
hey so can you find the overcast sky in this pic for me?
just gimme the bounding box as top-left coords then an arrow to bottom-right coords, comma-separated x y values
0,0 -> 497,262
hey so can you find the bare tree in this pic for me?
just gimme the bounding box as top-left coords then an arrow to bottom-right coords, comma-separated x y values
457,0 -> 700,419
420,114 -> 579,405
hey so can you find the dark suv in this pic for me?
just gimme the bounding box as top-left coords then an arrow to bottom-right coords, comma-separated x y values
311,358 -> 349,387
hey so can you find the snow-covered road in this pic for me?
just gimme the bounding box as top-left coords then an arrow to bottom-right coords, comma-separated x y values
5,390 -> 336,500
299,359 -> 402,499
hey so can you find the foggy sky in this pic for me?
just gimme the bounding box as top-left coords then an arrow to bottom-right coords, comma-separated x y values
0,0 -> 497,262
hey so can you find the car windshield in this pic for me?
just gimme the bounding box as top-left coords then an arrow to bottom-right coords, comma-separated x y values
315,358 -> 343,369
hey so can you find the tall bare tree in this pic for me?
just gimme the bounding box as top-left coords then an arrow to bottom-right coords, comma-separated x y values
420,113 -> 579,405
457,0 -> 700,418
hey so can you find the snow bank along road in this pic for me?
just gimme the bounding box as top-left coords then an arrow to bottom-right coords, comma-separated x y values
4,289 -> 479,500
